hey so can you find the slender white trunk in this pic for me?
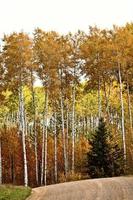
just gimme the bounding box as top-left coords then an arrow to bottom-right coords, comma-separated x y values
19,91 -> 22,133
34,119 -> 38,185
19,84 -> 28,187
72,83 -> 75,173
44,90 -> 48,186
98,77 -> 101,119
127,82 -> 133,139
87,116 -> 90,132
0,138 -> 2,184
89,115 -> 92,130
41,89 -> 48,185
66,105 -> 69,171
41,111 -> 45,185
31,70 -> 38,185
103,80 -> 111,120
54,112 -> 57,183
60,91 -> 68,177
83,117 -> 86,134
118,64 -> 126,161
59,68 -> 68,177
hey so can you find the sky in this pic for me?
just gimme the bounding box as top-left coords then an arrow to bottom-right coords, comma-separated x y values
0,0 -> 132,37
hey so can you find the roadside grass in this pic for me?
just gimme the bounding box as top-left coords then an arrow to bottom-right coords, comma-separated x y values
0,185 -> 31,200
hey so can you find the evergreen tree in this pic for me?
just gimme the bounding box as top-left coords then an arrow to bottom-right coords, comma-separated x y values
87,118 -> 124,178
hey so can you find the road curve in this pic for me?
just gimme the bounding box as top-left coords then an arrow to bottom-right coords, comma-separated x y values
27,176 -> 133,200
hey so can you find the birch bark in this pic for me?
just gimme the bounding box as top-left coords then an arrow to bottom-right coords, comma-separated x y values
54,112 -> 57,183
72,83 -> 75,173
118,64 -> 126,161
31,70 -> 38,185
127,82 -> 133,139
19,82 -> 28,186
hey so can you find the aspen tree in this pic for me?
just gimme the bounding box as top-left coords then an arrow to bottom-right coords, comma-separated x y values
3,32 -> 33,186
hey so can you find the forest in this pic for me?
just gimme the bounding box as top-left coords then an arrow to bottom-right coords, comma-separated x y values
0,23 -> 133,187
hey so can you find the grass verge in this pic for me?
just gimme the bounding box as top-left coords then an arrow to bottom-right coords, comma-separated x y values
0,185 -> 31,200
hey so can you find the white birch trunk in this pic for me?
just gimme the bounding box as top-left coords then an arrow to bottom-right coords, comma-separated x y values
103,80 -> 111,120
60,91 -> 68,177
41,89 -> 48,185
54,112 -> 57,183
72,83 -> 75,173
34,118 -> 38,185
31,70 -> 38,185
44,90 -> 48,186
118,64 -> 126,161
66,105 -> 69,171
19,84 -> 28,187
98,77 -> 102,119
127,82 -> 133,139
41,111 -> 45,185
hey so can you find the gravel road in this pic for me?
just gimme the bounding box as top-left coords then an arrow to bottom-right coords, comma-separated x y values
27,176 -> 133,200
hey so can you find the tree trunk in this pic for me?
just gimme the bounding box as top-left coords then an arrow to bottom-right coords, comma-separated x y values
19,83 -> 28,186
66,104 -> 69,171
118,64 -> 126,161
31,69 -> 38,185
41,89 -> 48,185
44,90 -> 48,186
41,110 -> 45,185
60,91 -> 68,177
127,82 -> 133,139
0,138 -> 2,184
54,112 -> 57,183
98,77 -> 102,119
72,83 -> 75,173
103,79 -> 111,120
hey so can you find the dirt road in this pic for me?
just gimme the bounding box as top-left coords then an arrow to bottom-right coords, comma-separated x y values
27,176 -> 133,200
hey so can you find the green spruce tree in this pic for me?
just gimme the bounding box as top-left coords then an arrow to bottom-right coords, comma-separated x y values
88,118 -> 124,178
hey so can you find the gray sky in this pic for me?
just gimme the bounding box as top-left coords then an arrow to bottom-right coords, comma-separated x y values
0,0 -> 132,37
